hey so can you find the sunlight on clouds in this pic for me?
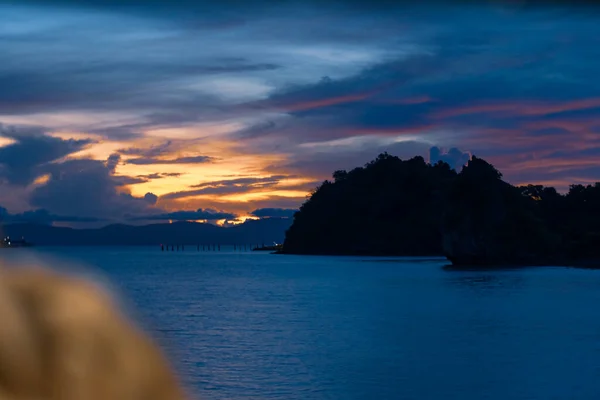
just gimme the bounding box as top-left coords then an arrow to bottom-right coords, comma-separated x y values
215,217 -> 257,226
299,134 -> 426,150
67,140 -> 126,161
127,170 -> 195,196
0,136 -> 17,147
0,111 -> 137,131
125,153 -> 287,198
238,216 -> 259,222
32,174 -> 50,186
49,131 -> 103,141
190,77 -> 273,102
218,190 -> 310,202
276,177 -> 316,187
283,45 -> 386,64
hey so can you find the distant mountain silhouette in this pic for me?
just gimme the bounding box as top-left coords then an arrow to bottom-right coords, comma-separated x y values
281,152 -> 600,266
0,218 -> 292,246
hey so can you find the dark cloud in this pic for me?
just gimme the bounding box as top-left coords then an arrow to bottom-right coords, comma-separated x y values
0,206 -> 104,224
119,141 -> 173,157
29,156 -> 158,220
0,26 -> 276,141
0,58 -> 272,117
0,124 -> 94,185
217,9 -> 600,189
0,0 -> 414,145
229,9 -> 600,150
112,172 -> 183,186
126,155 -> 215,165
143,192 -> 158,205
106,153 -> 120,173
0,128 -> 241,225
0,0 -> 427,139
119,141 -> 209,168
112,175 -> 148,186
129,208 -> 236,222
190,175 -> 291,188
161,175 -> 290,200
137,172 -> 183,179
526,127 -> 570,137
250,208 -> 298,218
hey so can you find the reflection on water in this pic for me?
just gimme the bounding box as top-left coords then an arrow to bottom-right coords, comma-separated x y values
2,248 -> 600,400
445,271 -> 527,292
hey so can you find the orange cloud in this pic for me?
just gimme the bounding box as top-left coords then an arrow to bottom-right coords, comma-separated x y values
431,98 -> 600,119
259,82 -> 399,114
278,93 -> 373,112
386,96 -> 434,105
508,157 -> 600,173
522,119 -> 600,137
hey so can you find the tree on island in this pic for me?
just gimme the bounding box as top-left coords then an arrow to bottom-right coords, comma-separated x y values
282,152 -> 600,266
519,182 -> 600,261
283,152 -> 457,256
440,156 -> 561,265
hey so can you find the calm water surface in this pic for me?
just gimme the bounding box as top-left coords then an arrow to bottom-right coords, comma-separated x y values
2,247 -> 600,400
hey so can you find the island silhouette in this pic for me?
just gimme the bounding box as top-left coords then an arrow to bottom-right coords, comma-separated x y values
0,218 -> 291,247
281,153 -> 600,267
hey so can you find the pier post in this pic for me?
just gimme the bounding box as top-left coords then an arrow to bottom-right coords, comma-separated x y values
161,244 -> 164,251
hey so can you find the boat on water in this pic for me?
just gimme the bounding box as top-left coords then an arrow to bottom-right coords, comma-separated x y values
0,236 -> 33,248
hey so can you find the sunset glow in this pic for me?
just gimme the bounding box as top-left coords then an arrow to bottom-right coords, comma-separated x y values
0,1 -> 599,226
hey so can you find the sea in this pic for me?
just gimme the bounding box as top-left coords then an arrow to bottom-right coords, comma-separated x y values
2,246 -> 600,400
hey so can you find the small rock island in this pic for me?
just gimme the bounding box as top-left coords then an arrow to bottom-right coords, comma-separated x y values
280,153 -> 600,267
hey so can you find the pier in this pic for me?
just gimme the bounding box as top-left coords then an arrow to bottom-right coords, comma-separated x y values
160,244 -> 259,252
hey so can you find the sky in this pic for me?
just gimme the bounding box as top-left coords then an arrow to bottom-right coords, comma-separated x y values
0,0 -> 599,227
